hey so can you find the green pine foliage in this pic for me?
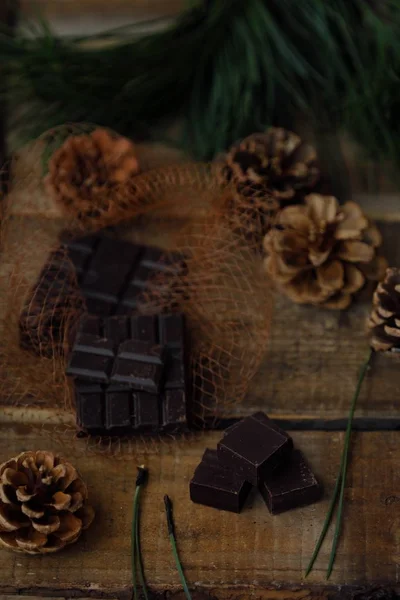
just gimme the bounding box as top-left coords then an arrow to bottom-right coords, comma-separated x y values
1,0 -> 400,160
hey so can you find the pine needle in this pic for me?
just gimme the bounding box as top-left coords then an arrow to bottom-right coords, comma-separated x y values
305,348 -> 373,579
164,495 -> 192,600
2,1 -> 400,161
132,466 -> 149,600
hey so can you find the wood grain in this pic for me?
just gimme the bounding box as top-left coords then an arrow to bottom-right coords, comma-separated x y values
1,425 -> 400,598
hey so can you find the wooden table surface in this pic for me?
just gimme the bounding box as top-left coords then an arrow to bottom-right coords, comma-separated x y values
1,196 -> 400,598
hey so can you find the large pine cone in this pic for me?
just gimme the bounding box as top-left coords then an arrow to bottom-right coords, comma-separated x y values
0,451 -> 94,554
263,194 -> 387,309
217,128 -> 319,202
368,268 -> 400,351
45,128 -> 140,228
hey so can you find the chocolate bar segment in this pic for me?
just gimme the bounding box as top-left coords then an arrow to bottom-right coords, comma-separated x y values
67,334 -> 115,382
75,382 -> 104,432
217,413 -> 293,485
19,249 -> 85,358
190,449 -> 251,513
66,233 -> 184,316
71,313 -> 188,435
110,340 -> 165,393
105,386 -> 133,433
259,449 -> 322,514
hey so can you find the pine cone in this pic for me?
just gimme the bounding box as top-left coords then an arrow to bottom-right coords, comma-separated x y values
45,128 -> 140,228
368,268 -> 400,351
0,451 -> 94,554
263,194 -> 387,309
217,128 -> 319,202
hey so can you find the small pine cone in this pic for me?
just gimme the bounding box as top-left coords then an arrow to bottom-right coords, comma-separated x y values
263,194 -> 387,310
217,128 -> 319,203
368,268 -> 400,351
0,451 -> 94,554
45,128 -> 140,229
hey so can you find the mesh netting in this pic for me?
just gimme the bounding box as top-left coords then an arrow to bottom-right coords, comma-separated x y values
0,126 -> 273,455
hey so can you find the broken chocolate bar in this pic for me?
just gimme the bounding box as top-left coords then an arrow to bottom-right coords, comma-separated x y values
259,449 -> 322,514
19,249 -> 85,357
190,449 -> 251,513
71,313 -> 188,435
217,413 -> 293,485
66,233 -> 184,316
20,233 -> 185,357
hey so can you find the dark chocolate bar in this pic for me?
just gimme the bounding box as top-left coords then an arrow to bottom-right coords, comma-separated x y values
190,449 -> 251,513
259,449 -> 322,514
72,313 -> 188,435
217,412 -> 293,485
20,233 -> 185,356
19,249 -> 85,357
66,233 -> 184,316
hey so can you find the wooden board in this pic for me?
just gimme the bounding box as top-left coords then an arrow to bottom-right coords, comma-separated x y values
0,424 -> 400,598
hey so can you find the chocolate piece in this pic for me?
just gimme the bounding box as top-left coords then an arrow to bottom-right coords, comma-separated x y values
66,233 -> 184,316
20,233 -> 185,357
67,334 -> 115,382
223,412 -> 285,436
134,392 -> 160,430
163,389 -> 187,430
217,413 -> 293,485
75,382 -> 104,432
259,450 -> 322,514
71,313 -> 188,435
110,340 -> 165,393
159,313 -> 185,349
19,249 -> 85,357
105,385 -> 133,433
190,449 -> 251,513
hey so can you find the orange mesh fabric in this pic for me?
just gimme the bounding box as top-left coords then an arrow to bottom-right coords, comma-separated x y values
0,126 -> 273,453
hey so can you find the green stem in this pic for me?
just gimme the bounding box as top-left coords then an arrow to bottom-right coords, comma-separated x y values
131,486 -> 140,600
169,533 -> 192,600
164,495 -> 192,600
305,348 -> 373,578
326,347 -> 373,579
135,489 -> 149,600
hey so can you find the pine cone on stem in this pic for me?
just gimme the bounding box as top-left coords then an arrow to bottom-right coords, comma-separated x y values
217,127 -> 319,203
0,451 -> 94,554
368,268 -> 400,351
45,128 -> 140,229
263,194 -> 386,309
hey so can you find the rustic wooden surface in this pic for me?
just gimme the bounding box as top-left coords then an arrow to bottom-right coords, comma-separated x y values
1,424 -> 400,599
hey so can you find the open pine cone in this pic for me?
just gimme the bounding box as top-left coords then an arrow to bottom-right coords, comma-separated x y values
368,268 -> 400,351
45,128 -> 140,228
0,451 -> 94,554
217,128 -> 319,203
263,194 -> 387,309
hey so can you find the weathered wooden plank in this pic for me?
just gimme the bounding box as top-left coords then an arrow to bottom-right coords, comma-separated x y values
0,219 -> 399,421
1,425 -> 399,597
231,220 -> 400,421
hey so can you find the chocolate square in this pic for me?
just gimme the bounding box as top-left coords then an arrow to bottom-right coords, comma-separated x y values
190,449 -> 251,513
259,449 -> 323,514
110,340 -> 165,392
67,334 -> 115,382
75,381 -> 104,432
217,413 -> 293,485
